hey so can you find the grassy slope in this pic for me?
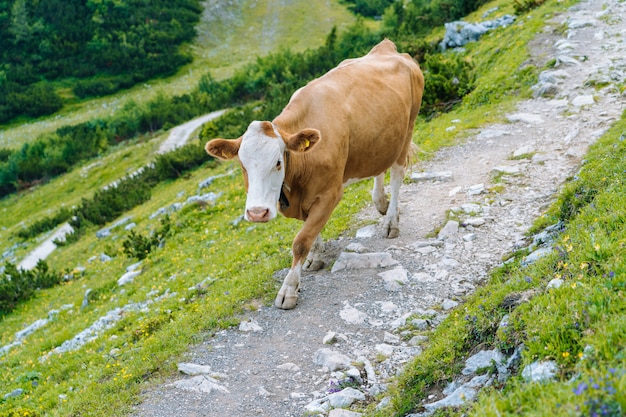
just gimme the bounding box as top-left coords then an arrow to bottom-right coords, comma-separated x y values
0,0 -> 354,149
2,0 -> 624,416
0,2 -> 360,415
374,112 -> 626,417
370,1 -> 626,416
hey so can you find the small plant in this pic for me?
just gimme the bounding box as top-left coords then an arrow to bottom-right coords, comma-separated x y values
328,376 -> 360,394
0,260 -> 63,316
573,370 -> 622,417
122,216 -> 172,260
513,0 -> 548,15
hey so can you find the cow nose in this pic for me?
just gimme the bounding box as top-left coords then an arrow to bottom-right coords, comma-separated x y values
246,207 -> 271,222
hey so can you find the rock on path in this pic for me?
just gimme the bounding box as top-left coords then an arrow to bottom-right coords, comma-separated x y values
132,0 -> 626,415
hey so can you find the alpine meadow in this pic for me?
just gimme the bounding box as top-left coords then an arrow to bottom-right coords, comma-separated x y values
1,0 -> 625,416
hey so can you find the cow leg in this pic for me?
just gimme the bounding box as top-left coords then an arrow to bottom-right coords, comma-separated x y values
382,162 -> 403,238
275,194 -> 340,309
372,173 -> 389,215
303,234 -> 325,271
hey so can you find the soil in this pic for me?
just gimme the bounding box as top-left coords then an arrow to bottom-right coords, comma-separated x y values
132,0 -> 626,416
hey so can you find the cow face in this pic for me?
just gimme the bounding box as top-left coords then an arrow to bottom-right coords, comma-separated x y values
205,120 -> 320,223
237,121 -> 286,222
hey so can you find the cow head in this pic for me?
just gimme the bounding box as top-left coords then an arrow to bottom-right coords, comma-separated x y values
205,120 -> 320,222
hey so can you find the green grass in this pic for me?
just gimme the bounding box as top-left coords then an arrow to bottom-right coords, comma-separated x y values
0,151 -> 373,415
0,0 -> 354,149
5,0 -> 624,415
365,0 -> 626,413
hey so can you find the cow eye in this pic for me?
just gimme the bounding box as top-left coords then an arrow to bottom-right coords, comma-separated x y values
276,160 -> 282,171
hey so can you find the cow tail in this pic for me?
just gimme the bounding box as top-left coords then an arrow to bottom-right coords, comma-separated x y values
405,142 -> 420,170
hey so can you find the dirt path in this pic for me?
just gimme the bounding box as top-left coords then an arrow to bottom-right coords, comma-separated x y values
157,110 -> 226,154
133,1 -> 626,415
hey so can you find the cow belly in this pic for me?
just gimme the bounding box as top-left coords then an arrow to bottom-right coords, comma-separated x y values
343,177 -> 367,187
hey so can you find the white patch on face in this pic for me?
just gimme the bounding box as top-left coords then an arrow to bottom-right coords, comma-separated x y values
238,121 -> 286,221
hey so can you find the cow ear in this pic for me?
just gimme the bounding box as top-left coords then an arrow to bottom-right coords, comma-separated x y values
285,129 -> 320,152
205,138 -> 242,160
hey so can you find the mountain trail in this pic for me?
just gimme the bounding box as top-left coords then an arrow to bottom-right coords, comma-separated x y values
133,0 -> 626,415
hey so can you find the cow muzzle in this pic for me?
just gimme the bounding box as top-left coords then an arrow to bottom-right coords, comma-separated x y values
246,207 -> 271,222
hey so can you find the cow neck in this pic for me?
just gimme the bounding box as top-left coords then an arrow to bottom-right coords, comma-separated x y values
279,150 -> 291,210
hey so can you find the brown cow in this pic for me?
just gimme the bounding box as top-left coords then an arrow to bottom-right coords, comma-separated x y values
206,39 -> 424,309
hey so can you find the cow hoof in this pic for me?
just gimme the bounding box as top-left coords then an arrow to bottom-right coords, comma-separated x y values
382,220 -> 400,238
303,259 -> 325,271
275,283 -> 299,309
375,199 -> 389,216
275,293 -> 298,309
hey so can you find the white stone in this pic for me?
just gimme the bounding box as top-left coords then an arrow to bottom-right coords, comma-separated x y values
412,272 -> 435,282
461,203 -> 482,214
568,18 -> 596,29
355,224 -> 377,238
547,278 -> 564,290
522,247 -> 553,266
313,348 -> 352,371
331,252 -> 399,272
441,299 -> 459,311
177,363 -> 213,376
572,95 -> 595,107
522,361 -> 558,382
463,217 -> 486,227
378,267 -> 409,291
117,269 -> 141,286
345,242 -> 368,253
423,385 -> 477,411
462,349 -> 504,375
323,331 -> 338,344
277,362 -> 301,372
478,128 -> 510,139
507,113 -> 544,124
410,171 -> 453,182
438,220 -> 459,240
170,375 -> 229,394
493,165 -> 521,175
448,186 -> 462,196
378,301 -> 398,314
340,302 -> 368,325
463,233 -> 476,242
239,319 -> 263,332
383,332 -> 400,345
305,388 -> 365,414
467,183 -> 485,195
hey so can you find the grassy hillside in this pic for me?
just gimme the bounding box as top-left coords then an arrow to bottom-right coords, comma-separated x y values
2,0 -> 624,416
0,0 -> 355,149
373,111 -> 626,417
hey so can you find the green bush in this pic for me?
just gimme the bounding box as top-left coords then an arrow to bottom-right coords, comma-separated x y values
71,172 -> 154,228
122,216 -> 172,260
341,0 -> 395,18
16,207 -> 73,240
152,142 -> 210,180
0,0 -> 202,123
421,52 -> 476,117
513,0 -> 548,14
0,260 -> 63,316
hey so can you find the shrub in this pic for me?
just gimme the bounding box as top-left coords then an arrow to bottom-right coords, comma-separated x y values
152,142 -> 211,181
71,172 -> 154,228
0,260 -> 63,316
16,208 -> 73,240
513,0 -> 548,14
122,216 -> 172,260
421,52 -> 475,117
